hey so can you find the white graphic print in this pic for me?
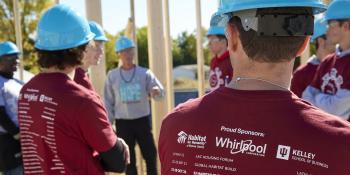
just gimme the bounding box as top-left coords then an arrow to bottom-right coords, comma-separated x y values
321,68 -> 343,94
177,131 -> 188,144
209,67 -> 224,90
276,145 -> 291,160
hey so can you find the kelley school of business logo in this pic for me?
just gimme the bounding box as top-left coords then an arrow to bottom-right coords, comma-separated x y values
177,131 -> 188,144
276,145 -> 291,160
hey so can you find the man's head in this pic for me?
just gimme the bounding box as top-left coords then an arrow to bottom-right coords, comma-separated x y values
115,36 -> 135,65
325,0 -> 350,46
217,0 -> 326,63
0,42 -> 20,74
83,21 -> 108,68
311,15 -> 335,59
35,4 -> 94,70
207,13 -> 228,56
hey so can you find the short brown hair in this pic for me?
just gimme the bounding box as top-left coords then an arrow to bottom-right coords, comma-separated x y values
229,7 -> 311,63
36,43 -> 88,70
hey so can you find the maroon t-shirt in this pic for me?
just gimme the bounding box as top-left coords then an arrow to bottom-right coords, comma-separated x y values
159,87 -> 350,175
74,67 -> 95,91
209,51 -> 233,90
311,53 -> 350,95
18,73 -> 117,175
291,62 -> 319,97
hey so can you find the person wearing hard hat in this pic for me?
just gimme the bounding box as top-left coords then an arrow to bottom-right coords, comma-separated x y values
0,41 -> 23,175
303,0 -> 350,121
291,15 -> 336,97
207,13 -> 232,91
159,0 -> 350,174
17,4 -> 129,174
104,36 -> 164,175
74,21 -> 108,91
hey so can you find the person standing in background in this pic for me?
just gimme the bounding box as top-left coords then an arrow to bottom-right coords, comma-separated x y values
291,15 -> 335,97
74,21 -> 108,91
18,5 -> 129,174
303,0 -> 350,121
0,41 -> 23,175
207,13 -> 232,91
104,36 -> 164,175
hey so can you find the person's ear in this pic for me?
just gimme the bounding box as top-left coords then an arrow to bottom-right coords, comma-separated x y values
296,36 -> 311,57
226,22 -> 239,52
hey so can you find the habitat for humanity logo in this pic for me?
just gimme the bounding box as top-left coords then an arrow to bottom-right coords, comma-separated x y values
177,131 -> 188,144
276,145 -> 291,160
177,131 -> 206,149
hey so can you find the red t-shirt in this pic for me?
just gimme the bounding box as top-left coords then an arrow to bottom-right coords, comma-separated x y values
291,61 -> 319,97
74,67 -> 95,91
311,53 -> 350,95
18,73 -> 117,175
159,87 -> 350,175
209,51 -> 233,90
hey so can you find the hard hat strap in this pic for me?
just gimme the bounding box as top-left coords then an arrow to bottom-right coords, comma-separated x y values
232,9 -> 314,36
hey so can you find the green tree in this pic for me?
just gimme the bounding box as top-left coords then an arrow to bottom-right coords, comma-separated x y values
172,30 -> 210,67
0,0 -> 54,73
136,27 -> 149,68
104,27 -> 210,71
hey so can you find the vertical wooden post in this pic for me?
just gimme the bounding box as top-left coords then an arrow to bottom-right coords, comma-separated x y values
146,0 -> 170,173
163,0 -> 174,111
129,0 -> 139,65
195,0 -> 205,96
13,0 -> 23,81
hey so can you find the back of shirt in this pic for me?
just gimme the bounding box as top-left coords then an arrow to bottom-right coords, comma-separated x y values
18,73 -> 116,175
159,87 -> 350,175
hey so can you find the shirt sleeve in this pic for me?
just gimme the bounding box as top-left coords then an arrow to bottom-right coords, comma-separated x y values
78,96 -> 117,152
0,88 -> 19,135
303,86 -> 350,120
104,72 -> 116,123
146,69 -> 165,100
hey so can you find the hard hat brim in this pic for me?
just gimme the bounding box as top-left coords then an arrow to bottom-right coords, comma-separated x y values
35,33 -> 95,51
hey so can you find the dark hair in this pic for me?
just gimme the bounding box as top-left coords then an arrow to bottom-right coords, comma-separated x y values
36,43 -> 88,70
216,35 -> 227,41
229,7 -> 311,63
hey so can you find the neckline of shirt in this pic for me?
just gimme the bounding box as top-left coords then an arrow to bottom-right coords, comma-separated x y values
215,86 -> 295,101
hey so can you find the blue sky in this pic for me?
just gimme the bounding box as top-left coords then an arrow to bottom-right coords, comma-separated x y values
59,0 -> 219,38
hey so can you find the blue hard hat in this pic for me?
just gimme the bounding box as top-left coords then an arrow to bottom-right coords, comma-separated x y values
325,0 -> 350,21
207,27 -> 225,36
218,0 -> 326,15
311,14 -> 327,43
115,36 -> 135,52
89,21 -> 108,42
35,4 -> 95,51
0,41 -> 20,57
207,13 -> 226,36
